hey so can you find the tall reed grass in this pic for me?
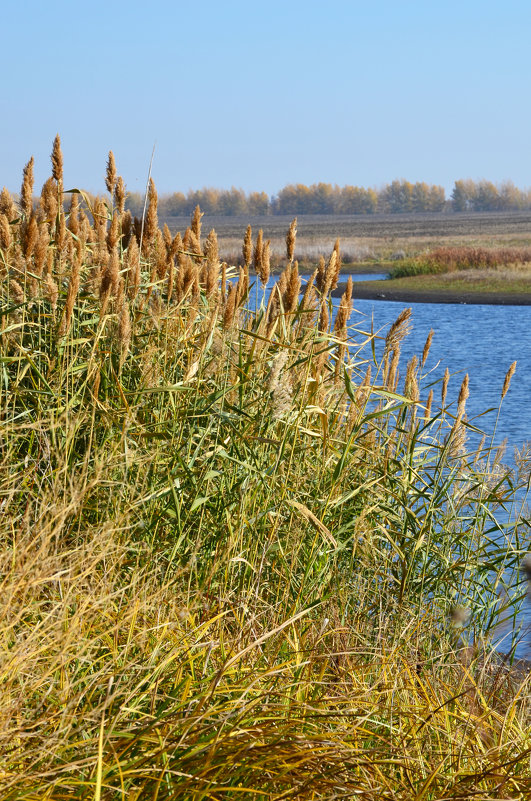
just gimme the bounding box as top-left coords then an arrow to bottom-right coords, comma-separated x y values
0,140 -> 530,799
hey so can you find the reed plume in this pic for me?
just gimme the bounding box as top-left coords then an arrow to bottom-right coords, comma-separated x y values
114,176 -> 126,216
127,237 -> 141,301
143,178 -> 158,253
421,329 -> 434,367
0,187 -> 16,220
20,157 -> 34,218
105,151 -> 117,195
286,218 -> 297,262
191,204 -> 203,244
243,224 -> 252,267
253,229 -> 264,281
40,178 -> 58,224
441,367 -> 450,407
501,361 -> 517,399
0,214 -> 12,251
385,307 -> 412,355
222,282 -> 237,329
51,134 -> 64,186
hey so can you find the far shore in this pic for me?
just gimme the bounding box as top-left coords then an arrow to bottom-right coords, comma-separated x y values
332,281 -> 531,306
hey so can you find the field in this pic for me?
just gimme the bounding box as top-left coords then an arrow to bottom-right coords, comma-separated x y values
1,143 -> 531,799
162,210 -> 531,269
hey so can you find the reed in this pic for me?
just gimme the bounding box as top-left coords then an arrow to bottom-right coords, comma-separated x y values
0,141 -> 529,800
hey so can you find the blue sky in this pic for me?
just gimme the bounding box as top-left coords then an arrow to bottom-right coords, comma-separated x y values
3,0 -> 531,196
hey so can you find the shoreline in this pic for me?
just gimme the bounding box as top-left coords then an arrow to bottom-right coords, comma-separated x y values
332,282 -> 531,306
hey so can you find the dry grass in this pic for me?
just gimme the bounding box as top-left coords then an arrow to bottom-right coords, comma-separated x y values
0,141 -> 530,799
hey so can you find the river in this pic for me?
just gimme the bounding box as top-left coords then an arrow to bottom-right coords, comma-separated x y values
259,272 -> 531,660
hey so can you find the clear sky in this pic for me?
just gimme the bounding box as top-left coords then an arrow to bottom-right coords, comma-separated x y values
3,0 -> 531,197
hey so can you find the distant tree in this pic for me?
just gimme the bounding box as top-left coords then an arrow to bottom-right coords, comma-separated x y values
248,191 -> 269,215
451,180 -> 474,212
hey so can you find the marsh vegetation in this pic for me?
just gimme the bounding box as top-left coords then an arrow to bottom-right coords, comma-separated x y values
0,140 -> 530,799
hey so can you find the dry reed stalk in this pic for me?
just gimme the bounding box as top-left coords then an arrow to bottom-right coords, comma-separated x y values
501,361 -> 517,399
242,224 -> 252,267
253,229 -> 264,282
114,176 -> 126,216
222,282 -> 237,329
333,238 -> 342,277
322,250 -> 338,297
385,347 -> 400,391
441,367 -> 450,407
9,279 -> 24,305
162,223 -> 172,253
60,248 -> 82,335
385,307 -> 412,355
143,178 -> 158,254
191,205 -> 203,245
456,373 -> 469,420
318,301 -> 329,333
0,187 -> 16,220
296,270 -> 318,336
105,151 -> 117,195
204,229 -> 220,298
106,213 -> 120,253
316,255 -> 326,293
0,214 -> 12,252
221,262 -> 227,302
20,157 -> 34,218
21,212 -> 38,260
51,135 -> 64,187
100,248 -> 120,300
121,210 -> 132,249
404,356 -> 419,403
284,261 -> 301,314
125,237 -> 140,301
286,218 -> 297,262
117,283 -> 131,363
55,209 -> 66,255
166,253 -> 175,303
67,193 -> 79,237
260,239 -> 271,287
425,389 -> 433,420
235,266 -> 248,308
421,329 -> 434,367
40,178 -> 58,224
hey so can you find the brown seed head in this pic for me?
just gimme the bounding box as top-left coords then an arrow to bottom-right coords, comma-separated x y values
222,282 -> 237,329
441,367 -> 450,407
114,176 -> 126,215
253,229 -> 263,278
40,178 -> 58,223
425,389 -> 434,420
20,157 -> 35,217
0,187 -> 17,220
243,223 -> 252,267
105,151 -> 117,195
501,361 -> 517,399
421,329 -> 434,367
143,178 -> 158,250
191,205 -> 203,243
22,212 -> 38,259
51,135 -> 64,185
68,193 -> 79,236
385,307 -> 412,355
0,214 -> 12,251
286,217 -> 297,262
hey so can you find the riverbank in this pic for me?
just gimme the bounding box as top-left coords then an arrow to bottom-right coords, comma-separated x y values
333,278 -> 531,305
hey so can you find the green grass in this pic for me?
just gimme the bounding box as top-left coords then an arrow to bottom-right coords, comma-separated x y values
0,145 -> 530,799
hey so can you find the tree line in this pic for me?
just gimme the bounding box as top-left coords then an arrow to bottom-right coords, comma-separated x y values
124,179 -> 531,217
